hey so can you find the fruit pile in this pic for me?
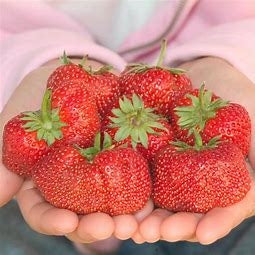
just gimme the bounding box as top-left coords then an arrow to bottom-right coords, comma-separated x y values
2,41 -> 251,216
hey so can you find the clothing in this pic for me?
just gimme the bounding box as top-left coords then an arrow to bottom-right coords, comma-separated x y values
0,0 -> 255,112
1,200 -> 255,255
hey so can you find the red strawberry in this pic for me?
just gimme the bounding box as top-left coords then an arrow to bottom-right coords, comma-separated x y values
171,85 -> 251,156
102,94 -> 175,163
33,133 -> 152,216
119,40 -> 192,116
152,140 -> 251,213
2,115 -> 50,177
47,53 -> 120,117
47,52 -> 90,91
51,79 -> 100,148
2,82 -> 100,177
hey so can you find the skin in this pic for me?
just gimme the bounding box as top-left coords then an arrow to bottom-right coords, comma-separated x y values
0,57 -> 254,249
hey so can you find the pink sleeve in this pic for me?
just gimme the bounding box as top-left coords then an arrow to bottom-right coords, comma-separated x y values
167,19 -> 255,83
0,2 -> 126,112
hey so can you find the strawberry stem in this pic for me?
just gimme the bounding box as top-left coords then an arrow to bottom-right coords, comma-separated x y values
41,89 -> 52,127
156,39 -> 167,67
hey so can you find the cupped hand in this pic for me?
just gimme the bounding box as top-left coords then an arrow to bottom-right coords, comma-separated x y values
0,58 -> 154,243
135,57 -> 255,244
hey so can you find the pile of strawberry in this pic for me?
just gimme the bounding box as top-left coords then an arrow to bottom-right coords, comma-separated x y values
2,41 -> 251,216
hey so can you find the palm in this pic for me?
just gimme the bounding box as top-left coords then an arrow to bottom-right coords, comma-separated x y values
133,57 -> 255,244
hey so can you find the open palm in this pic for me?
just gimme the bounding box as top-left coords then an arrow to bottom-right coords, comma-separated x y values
134,57 -> 255,244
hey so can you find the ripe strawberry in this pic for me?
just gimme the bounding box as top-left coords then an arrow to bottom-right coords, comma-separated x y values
2,83 -> 100,177
47,53 -> 120,117
152,139 -> 251,213
171,85 -> 251,156
102,94 -> 175,163
51,79 -> 100,148
119,40 -> 192,116
47,52 -> 89,91
33,133 -> 152,216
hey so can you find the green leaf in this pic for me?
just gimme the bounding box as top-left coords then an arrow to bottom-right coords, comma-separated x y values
103,132 -> 112,149
94,133 -> 101,151
51,130 -> 63,140
37,129 -> 45,141
114,126 -> 131,142
46,133 -> 55,146
131,140 -> 137,149
112,108 -> 124,117
130,128 -> 139,143
109,117 -> 125,124
123,96 -> 135,112
139,129 -> 148,148
132,94 -> 143,109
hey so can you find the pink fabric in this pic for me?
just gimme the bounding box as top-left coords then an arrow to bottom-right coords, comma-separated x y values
0,0 -> 255,112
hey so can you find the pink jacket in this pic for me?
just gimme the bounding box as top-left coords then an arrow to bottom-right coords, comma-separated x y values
0,0 -> 255,112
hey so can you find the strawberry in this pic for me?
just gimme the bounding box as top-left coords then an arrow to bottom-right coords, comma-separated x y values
152,137 -> 251,213
33,133 -> 152,216
51,79 -> 100,148
119,40 -> 192,116
102,94 -> 175,163
47,53 -> 121,117
2,82 -> 100,177
171,85 -> 251,156
47,52 -> 89,91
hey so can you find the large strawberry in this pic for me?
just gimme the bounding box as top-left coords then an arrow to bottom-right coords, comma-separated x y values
2,82 -> 100,177
152,136 -> 251,213
33,133 -> 152,216
47,53 -> 120,117
102,94 -> 175,163
171,85 -> 251,156
119,40 -> 192,116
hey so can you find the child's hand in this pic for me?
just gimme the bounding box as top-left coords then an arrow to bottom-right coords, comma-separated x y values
0,60 -> 154,242
135,57 -> 255,244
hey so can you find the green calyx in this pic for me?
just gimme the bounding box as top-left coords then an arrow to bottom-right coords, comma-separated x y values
171,130 -> 222,152
109,94 -> 167,149
79,132 -> 114,162
172,83 -> 229,151
60,51 -> 71,65
60,51 -> 113,75
20,89 -> 66,146
125,39 -> 186,75
175,83 -> 229,135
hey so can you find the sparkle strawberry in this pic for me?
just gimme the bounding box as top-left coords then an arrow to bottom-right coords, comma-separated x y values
119,40 -> 192,116
47,53 -> 120,117
102,94 -> 175,163
171,84 -> 251,156
152,137 -> 251,213
32,133 -> 152,216
2,82 -> 100,177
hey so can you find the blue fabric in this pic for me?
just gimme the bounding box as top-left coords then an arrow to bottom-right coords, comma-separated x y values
0,200 -> 255,255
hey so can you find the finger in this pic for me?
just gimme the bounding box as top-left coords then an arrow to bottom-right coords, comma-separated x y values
114,214 -> 138,240
66,231 -> 96,243
77,213 -> 114,241
196,183 -> 255,245
134,199 -> 154,222
139,209 -> 172,243
132,231 -> 146,244
0,164 -> 24,207
16,182 -> 78,235
161,212 -> 202,242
